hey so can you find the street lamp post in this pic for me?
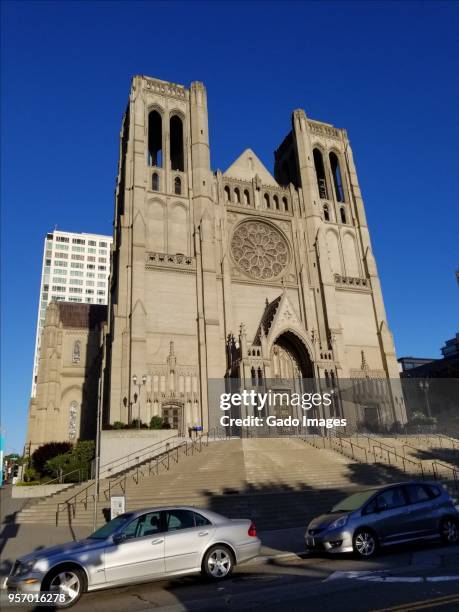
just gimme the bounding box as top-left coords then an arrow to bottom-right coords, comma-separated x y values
419,380 -> 431,418
132,374 -> 147,428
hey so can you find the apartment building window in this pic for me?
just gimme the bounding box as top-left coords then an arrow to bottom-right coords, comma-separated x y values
98,265 -> 106,270
97,290 -> 105,295
72,246 -> 85,253
87,264 -> 95,269
69,297 -> 82,302
87,272 -> 95,278
88,248 -> 96,254
72,238 -> 85,245
87,256 -> 96,262
56,236 -> 69,243
98,257 -> 107,263
53,277 -> 67,284
97,273 -> 106,279
70,270 -> 84,277
86,289 -> 94,294
99,241 -> 108,247
55,260 -> 68,267
88,240 -> 96,246
70,278 -> 84,286
55,252 -> 68,259
97,281 -> 105,287
52,285 -> 66,292
97,298 -> 104,304
69,287 -> 83,293
86,280 -> 95,286
71,254 -> 85,261
71,262 -> 84,269
56,244 -> 69,251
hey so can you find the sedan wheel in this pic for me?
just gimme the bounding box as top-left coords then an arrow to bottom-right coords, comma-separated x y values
45,568 -> 84,608
441,518 -> 459,544
203,545 -> 234,580
353,530 -> 378,558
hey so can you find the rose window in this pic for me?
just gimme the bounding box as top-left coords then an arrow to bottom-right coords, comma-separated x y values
231,221 -> 289,280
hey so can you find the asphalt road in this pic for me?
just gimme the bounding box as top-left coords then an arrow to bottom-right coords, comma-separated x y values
2,484 -> 459,611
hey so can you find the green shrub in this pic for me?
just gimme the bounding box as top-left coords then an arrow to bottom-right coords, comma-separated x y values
112,421 -> 126,429
149,416 -> 163,429
410,411 -> 437,426
32,442 -> 73,476
23,466 -> 39,482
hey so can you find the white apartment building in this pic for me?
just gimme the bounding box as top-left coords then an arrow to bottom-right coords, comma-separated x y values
31,230 -> 112,396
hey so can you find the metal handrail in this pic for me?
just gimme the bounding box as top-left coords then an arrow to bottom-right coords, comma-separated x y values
40,466 -> 89,487
98,433 -> 180,475
56,430 -> 215,525
432,460 -> 458,491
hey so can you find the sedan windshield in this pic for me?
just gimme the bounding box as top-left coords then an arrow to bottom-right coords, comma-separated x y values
88,514 -> 133,539
331,489 -> 377,512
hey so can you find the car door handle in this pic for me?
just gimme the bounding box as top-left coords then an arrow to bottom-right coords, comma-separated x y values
151,538 -> 164,545
198,531 -> 209,537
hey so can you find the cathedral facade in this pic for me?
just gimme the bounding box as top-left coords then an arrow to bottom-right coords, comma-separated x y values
103,75 -> 404,434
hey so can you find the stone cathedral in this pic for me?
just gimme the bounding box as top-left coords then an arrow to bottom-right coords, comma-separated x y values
103,74 -> 405,434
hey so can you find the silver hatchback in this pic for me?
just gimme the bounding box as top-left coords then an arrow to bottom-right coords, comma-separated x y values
305,481 -> 459,558
6,506 -> 261,608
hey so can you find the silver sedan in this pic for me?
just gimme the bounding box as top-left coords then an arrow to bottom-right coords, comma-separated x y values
6,506 -> 261,608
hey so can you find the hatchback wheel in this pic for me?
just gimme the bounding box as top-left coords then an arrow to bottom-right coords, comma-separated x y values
440,518 -> 459,544
202,545 -> 234,580
353,529 -> 378,558
42,566 -> 85,608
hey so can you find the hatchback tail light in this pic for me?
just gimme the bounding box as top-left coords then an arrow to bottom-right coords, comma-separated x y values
248,522 -> 257,537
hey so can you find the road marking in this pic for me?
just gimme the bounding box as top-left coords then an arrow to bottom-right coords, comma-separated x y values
325,570 -> 459,584
372,593 -> 459,611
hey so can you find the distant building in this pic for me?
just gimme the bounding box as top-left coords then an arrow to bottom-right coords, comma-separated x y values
398,356 -> 437,372
26,302 -> 106,453
441,333 -> 459,358
31,230 -> 112,397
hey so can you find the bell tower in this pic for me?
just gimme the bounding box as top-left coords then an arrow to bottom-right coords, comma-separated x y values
106,76 -> 219,428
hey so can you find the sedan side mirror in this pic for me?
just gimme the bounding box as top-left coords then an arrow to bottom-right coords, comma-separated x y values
113,533 -> 126,545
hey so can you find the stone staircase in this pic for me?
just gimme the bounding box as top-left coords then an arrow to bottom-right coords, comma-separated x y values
16,437 -> 410,531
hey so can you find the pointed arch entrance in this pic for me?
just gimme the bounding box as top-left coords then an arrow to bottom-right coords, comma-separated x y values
268,331 -> 316,433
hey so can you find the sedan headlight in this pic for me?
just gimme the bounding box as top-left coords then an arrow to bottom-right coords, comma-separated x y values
329,515 -> 348,530
16,560 -> 36,576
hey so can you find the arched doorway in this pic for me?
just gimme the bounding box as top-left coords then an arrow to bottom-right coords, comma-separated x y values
269,331 -> 315,432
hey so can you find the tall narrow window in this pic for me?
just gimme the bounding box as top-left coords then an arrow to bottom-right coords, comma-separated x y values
323,204 -> 330,222
170,115 -> 184,172
313,149 -> 327,199
340,207 -> 347,224
224,186 -> 230,202
152,173 -> 159,191
330,152 -> 345,202
264,193 -> 270,209
174,176 -> 182,195
282,197 -> 288,212
234,187 -> 241,204
148,110 -> 162,167
273,195 -> 279,210
243,189 -> 250,205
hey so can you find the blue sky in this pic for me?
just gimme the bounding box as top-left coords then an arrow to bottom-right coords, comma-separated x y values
1,1 -> 458,453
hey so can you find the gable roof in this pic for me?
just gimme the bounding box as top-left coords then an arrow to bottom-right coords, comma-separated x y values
223,148 -> 278,187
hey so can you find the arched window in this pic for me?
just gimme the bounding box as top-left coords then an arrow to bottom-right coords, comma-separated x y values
234,187 -> 241,204
323,204 -> 330,222
257,367 -> 263,384
152,172 -> 159,191
72,340 -> 81,364
170,115 -> 184,172
264,193 -> 270,209
148,110 -> 162,167
224,186 -> 230,202
273,195 -> 280,210
340,207 -> 347,224
243,189 -> 250,205
174,176 -> 182,195
282,197 -> 288,212
330,152 -> 345,202
251,367 -> 256,385
313,149 -> 328,199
